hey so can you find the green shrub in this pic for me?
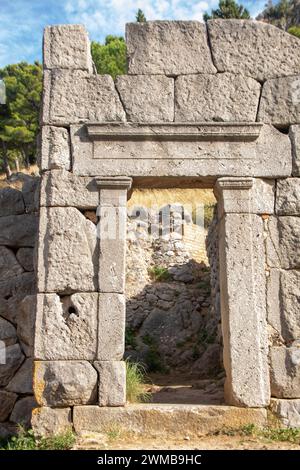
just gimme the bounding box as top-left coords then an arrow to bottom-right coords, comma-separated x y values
0,428 -> 76,450
125,327 -> 137,349
126,360 -> 151,403
288,26 -> 300,39
148,266 -> 172,282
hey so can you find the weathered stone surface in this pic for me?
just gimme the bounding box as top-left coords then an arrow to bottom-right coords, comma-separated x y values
6,358 -> 33,394
34,293 -> 98,360
0,214 -> 38,247
0,422 -> 18,439
0,273 -> 36,324
270,346 -> 300,398
0,246 -> 24,281
17,295 -> 36,357
40,126 -> 70,170
40,170 -> 99,208
95,361 -> 126,407
126,21 -> 216,75
290,125 -> 300,176
271,398 -> 300,428
10,396 -> 37,427
0,344 -> 24,387
0,390 -> 17,422
267,269 -> 300,343
208,19 -> 300,82
0,317 -> 17,346
16,247 -> 34,272
37,207 -> 98,293
42,70 -> 125,125
258,75 -> 300,127
32,407 -> 72,436
218,207 -> 270,407
0,188 -> 24,217
116,75 -> 174,122
71,123 -> 291,178
98,293 -> 125,360
276,178 -> 300,215
44,25 -> 93,72
34,361 -> 98,406
22,177 -> 40,213
266,216 -> 300,269
175,73 -> 261,123
73,404 -> 267,435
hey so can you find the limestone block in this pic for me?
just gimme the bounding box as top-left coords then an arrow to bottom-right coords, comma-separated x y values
258,75 -> 300,127
290,125 -> 300,176
266,216 -> 300,269
267,270 -> 300,343
40,170 -> 99,208
271,398 -> 300,428
6,358 -> 33,394
0,344 -> 24,387
31,407 -> 72,436
175,73 -> 261,122
0,188 -> 24,217
44,25 -> 93,72
37,207 -> 98,293
276,178 -> 300,215
34,360 -> 98,406
34,293 -> 98,360
98,293 -> 125,360
0,214 -> 38,247
116,75 -> 174,122
22,177 -> 40,213
0,246 -> 24,281
126,21 -> 216,75
40,126 -> 70,170
17,295 -> 36,357
0,273 -> 36,325
0,317 -> 17,346
16,247 -> 34,272
0,390 -> 17,422
42,70 -> 125,125
10,396 -> 37,428
95,361 -> 126,407
270,346 -> 300,398
208,20 -> 300,82
219,213 -> 270,407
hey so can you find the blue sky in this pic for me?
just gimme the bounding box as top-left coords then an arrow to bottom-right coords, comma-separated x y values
0,0 -> 267,67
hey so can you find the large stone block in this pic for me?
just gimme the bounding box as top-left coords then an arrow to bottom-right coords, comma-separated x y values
267,269 -> 300,343
34,293 -> 98,360
95,361 -> 126,407
16,248 -> 34,272
43,25 -> 93,72
17,295 -> 36,357
290,125 -> 300,176
258,75 -> 300,127
126,21 -> 216,75
115,75 -> 174,122
42,70 -> 125,125
40,126 -> 70,170
10,396 -> 37,428
0,246 -> 24,281
207,20 -> 300,82
40,170 -> 99,208
271,398 -> 300,428
98,293 -> 125,360
34,360 -> 98,406
0,390 -> 17,422
270,346 -> 300,398
71,123 -> 291,178
32,407 -> 72,436
0,317 -> 17,346
0,273 -> 36,324
0,344 -> 24,387
175,73 -> 260,122
266,216 -> 300,269
0,214 -> 38,247
276,178 -> 300,215
6,358 -> 33,394
22,177 -> 40,214
37,207 -> 98,293
0,188 -> 24,217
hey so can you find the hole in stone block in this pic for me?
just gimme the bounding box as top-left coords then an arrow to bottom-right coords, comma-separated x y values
68,306 -> 78,316
125,187 -> 224,405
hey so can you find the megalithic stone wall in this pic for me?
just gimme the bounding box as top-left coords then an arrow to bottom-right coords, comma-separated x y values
3,19 -> 297,434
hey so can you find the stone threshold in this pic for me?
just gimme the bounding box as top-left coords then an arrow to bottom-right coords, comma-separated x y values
73,404 -> 267,436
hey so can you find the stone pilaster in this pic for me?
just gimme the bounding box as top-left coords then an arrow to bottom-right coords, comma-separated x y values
215,177 -> 270,407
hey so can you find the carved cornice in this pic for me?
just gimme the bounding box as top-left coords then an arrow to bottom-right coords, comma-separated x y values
95,176 -> 132,191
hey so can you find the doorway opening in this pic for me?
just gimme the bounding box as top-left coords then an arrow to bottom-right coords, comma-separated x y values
125,187 -> 225,405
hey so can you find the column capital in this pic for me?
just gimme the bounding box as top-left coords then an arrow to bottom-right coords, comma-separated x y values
215,177 -> 253,193
95,176 -> 132,191
214,177 -> 254,216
